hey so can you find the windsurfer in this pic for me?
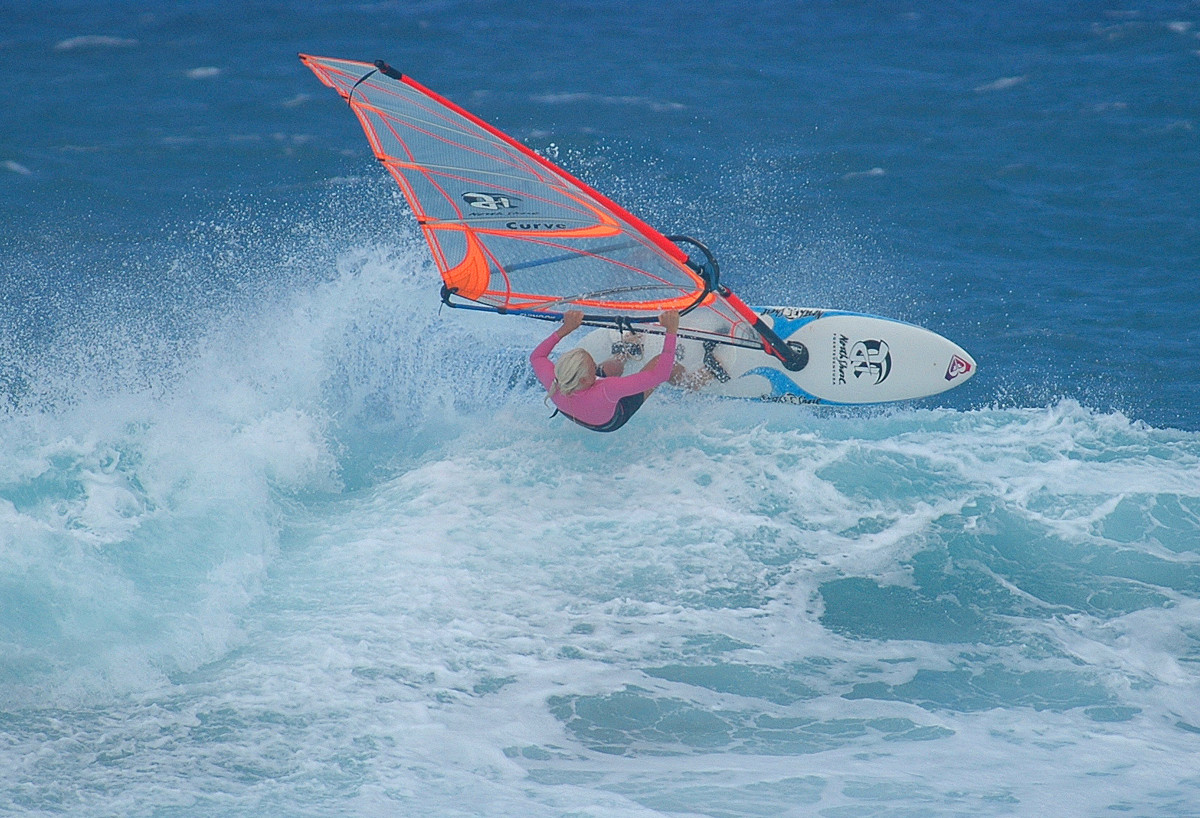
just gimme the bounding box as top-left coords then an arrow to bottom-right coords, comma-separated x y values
531,309 -> 682,433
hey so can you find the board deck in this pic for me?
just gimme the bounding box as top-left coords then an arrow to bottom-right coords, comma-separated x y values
575,306 -> 976,405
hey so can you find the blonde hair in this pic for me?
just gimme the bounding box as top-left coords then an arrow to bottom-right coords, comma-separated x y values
550,348 -> 596,397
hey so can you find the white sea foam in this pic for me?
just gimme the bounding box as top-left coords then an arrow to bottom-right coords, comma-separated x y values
973,75 -> 1027,92
532,92 -> 686,113
2,207 -> 1199,812
185,66 -> 221,80
843,167 -> 885,180
53,35 -> 137,52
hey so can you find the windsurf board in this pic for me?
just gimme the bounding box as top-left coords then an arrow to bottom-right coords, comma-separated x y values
575,306 -> 976,405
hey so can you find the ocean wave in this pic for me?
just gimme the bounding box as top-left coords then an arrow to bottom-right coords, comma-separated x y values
3,193 -> 1197,709
53,35 -> 138,52
531,92 -> 686,113
2,188 -> 1198,817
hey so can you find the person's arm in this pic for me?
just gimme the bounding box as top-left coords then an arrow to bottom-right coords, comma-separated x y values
603,334 -> 677,397
600,310 -> 679,397
530,331 -> 562,390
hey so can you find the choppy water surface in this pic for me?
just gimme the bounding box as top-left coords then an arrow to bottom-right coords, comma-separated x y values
3,1 -> 1199,815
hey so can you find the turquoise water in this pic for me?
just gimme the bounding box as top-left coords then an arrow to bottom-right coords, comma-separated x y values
3,2 -> 1200,815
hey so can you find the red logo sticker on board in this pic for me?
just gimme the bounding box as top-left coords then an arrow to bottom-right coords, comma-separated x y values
945,355 -> 973,381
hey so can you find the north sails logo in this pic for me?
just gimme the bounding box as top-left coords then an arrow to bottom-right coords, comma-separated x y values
850,339 -> 892,384
834,334 -> 849,384
763,307 -> 824,321
945,355 -> 973,381
463,191 -> 521,211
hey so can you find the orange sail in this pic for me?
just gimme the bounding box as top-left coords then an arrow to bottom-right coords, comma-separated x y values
301,54 -> 773,352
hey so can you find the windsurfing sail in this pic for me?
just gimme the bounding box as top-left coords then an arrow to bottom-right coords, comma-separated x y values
300,54 -> 807,368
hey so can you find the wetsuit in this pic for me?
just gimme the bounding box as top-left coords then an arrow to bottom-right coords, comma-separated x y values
530,329 -> 678,432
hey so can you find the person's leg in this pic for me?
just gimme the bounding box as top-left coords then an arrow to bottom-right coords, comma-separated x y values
671,343 -> 729,391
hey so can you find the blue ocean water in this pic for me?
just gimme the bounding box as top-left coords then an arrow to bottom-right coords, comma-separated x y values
2,1 -> 1200,815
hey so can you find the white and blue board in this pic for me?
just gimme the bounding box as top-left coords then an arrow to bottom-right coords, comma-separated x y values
577,306 -> 976,405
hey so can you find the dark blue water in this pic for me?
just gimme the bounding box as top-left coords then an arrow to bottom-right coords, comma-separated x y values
3,2 -> 1199,815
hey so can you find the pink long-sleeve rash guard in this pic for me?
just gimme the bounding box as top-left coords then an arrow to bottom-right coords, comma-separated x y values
531,329 -> 678,426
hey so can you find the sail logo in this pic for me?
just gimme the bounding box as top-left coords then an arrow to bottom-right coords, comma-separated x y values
850,339 -> 892,384
506,221 -> 568,230
945,355 -> 973,381
463,191 -> 521,211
